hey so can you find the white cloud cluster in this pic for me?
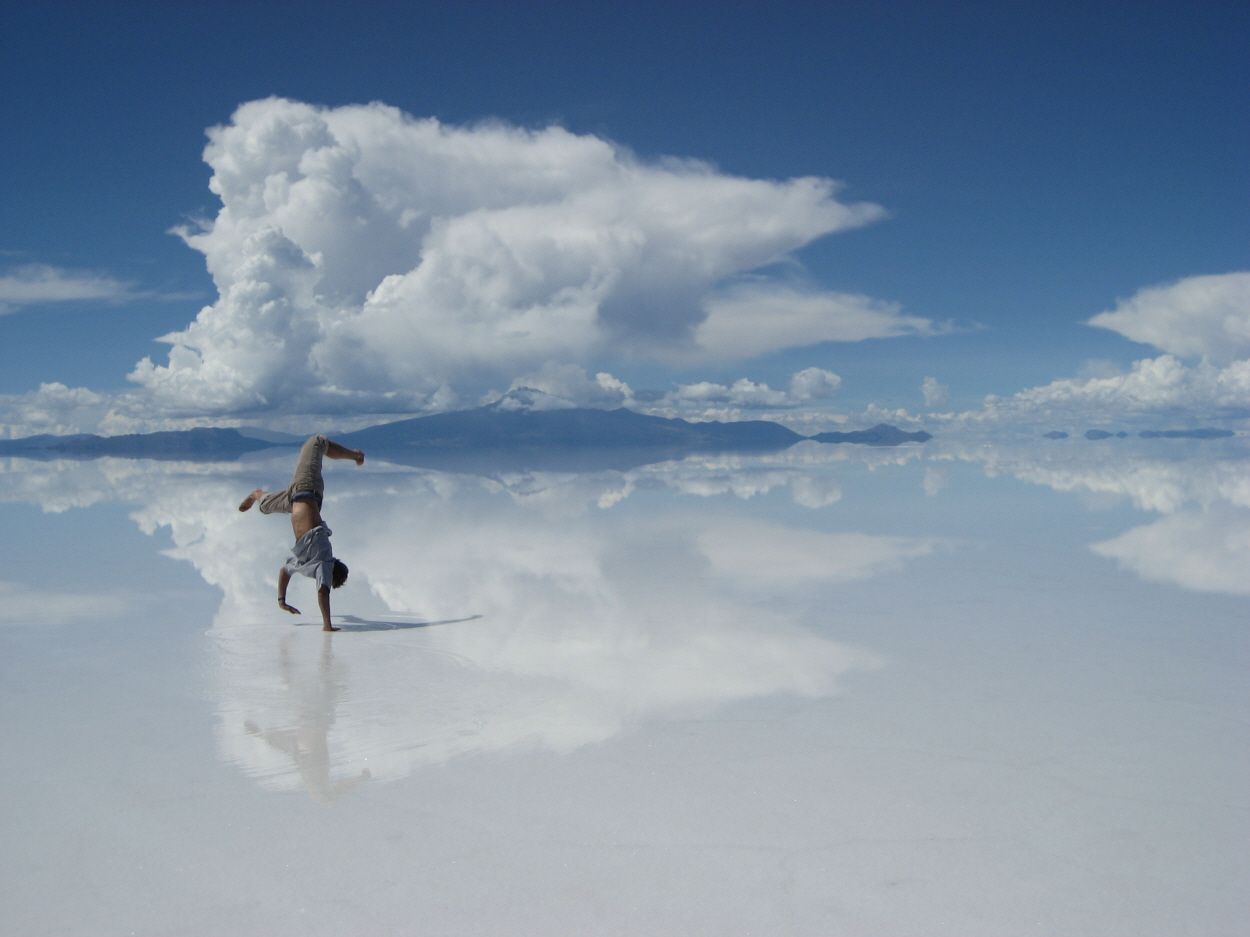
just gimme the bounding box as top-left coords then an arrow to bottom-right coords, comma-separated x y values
673,369 -> 841,407
0,383 -> 111,439
973,354 -> 1250,427
638,366 -> 844,422
0,382 -> 262,439
952,272 -> 1250,431
127,97 -> 908,419
1088,272 -> 1250,362
495,363 -> 844,425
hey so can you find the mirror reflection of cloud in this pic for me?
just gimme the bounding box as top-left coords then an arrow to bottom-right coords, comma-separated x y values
937,438 -> 1250,514
631,442 -> 923,507
936,439 -> 1250,597
1092,509 -> 1250,597
218,477 -> 928,793
1,454 -> 948,794
0,456 -> 161,513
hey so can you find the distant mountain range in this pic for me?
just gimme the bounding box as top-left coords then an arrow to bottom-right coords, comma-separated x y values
5,406 -> 1241,468
810,424 -> 933,446
339,403 -> 800,451
0,427 -> 275,460
0,403 -> 936,467
335,403 -> 809,470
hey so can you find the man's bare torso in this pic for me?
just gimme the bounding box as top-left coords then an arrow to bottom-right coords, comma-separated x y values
291,500 -> 322,540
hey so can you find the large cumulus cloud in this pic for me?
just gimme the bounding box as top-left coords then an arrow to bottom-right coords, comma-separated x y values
129,97 -> 909,418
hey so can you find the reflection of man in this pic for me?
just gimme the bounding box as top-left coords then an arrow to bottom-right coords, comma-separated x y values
244,634 -> 371,803
238,434 -> 365,632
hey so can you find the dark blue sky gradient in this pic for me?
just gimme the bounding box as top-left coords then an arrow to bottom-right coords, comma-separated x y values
2,0 -> 1246,405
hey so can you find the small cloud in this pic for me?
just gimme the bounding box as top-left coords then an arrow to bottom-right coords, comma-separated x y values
0,264 -> 138,312
693,284 -> 932,362
923,466 -> 949,497
790,475 -> 843,509
790,367 -> 842,401
921,376 -> 949,408
0,263 -> 196,316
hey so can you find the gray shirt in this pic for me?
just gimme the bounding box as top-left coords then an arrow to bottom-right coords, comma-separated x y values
284,524 -> 335,590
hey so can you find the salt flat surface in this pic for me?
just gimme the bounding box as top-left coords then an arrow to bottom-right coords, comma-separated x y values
1,440 -> 1247,936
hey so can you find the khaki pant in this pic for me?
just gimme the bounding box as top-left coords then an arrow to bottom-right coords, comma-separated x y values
258,434 -> 328,514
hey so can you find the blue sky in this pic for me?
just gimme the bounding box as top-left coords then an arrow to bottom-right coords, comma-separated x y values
1,1 -> 1247,432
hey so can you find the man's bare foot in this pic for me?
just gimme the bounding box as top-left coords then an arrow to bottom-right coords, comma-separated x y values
238,488 -> 264,512
322,624 -> 341,632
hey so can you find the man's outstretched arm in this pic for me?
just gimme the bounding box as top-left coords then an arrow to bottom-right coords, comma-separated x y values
277,567 -> 300,615
317,586 -> 339,632
325,440 -> 365,466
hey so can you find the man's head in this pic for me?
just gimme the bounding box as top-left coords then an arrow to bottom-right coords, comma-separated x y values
332,559 -> 349,589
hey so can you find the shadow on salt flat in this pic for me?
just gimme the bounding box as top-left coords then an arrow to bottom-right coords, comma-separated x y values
295,613 -> 484,632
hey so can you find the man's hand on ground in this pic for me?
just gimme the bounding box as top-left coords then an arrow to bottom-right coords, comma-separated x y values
278,599 -> 301,615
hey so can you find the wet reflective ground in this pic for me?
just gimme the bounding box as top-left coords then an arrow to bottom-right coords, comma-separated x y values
2,439 -> 1247,935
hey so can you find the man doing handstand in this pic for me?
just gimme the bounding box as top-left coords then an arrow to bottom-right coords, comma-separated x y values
238,434 -> 365,631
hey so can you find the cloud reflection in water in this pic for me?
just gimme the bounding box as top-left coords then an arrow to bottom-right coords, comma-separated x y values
940,437 -> 1250,598
5,435 -> 1246,802
207,468 -> 918,796
0,449 -> 912,796
1092,509 -> 1250,597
